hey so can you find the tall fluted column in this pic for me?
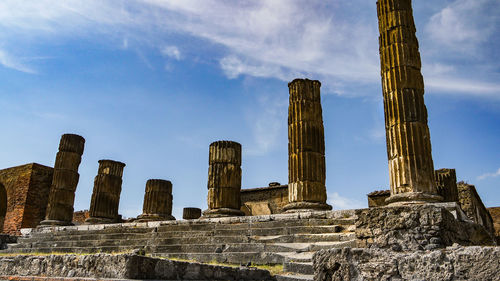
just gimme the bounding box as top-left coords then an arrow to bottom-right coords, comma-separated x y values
85,160 -> 125,224
137,179 -> 175,221
282,79 -> 331,212
377,0 -> 442,204
40,134 -> 85,226
202,141 -> 244,218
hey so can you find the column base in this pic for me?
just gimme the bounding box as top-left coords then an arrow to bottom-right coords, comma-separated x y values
201,208 -> 245,218
385,192 -> 443,206
84,217 -> 118,224
38,219 -> 74,227
281,201 -> 332,213
136,214 -> 176,222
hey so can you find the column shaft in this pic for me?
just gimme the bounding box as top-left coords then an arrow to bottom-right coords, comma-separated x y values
202,141 -> 244,217
283,79 -> 331,212
40,134 -> 85,226
377,0 -> 442,204
85,160 -> 125,224
137,179 -> 175,221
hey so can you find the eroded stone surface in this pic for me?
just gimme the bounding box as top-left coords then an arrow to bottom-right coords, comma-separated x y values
313,246 -> 500,281
355,204 -> 496,251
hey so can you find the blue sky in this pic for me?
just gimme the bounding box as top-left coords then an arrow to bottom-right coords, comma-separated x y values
0,0 -> 499,219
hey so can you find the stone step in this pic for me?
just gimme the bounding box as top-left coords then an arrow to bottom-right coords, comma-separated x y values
8,239 -> 355,256
283,262 -> 314,275
22,216 -> 356,238
275,273 -> 314,281
18,225 -> 350,245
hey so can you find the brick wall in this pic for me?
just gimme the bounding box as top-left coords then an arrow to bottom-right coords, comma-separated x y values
0,163 -> 53,235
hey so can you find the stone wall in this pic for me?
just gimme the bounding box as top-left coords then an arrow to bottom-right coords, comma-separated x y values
0,254 -> 274,281
314,246 -> 500,281
0,163 -> 53,235
366,190 -> 389,207
355,203 -> 496,251
457,182 -> 495,234
240,184 -> 288,215
488,207 -> 500,243
72,210 -> 90,225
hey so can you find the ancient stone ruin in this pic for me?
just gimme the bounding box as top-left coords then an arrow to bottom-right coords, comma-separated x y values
137,179 -> 175,221
85,160 -> 126,224
0,0 -> 499,280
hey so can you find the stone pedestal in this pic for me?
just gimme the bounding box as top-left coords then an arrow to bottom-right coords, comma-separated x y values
137,179 -> 175,221
85,160 -> 125,224
40,134 -> 85,226
377,0 -> 442,205
202,141 -> 244,218
183,208 -> 202,220
282,79 -> 331,213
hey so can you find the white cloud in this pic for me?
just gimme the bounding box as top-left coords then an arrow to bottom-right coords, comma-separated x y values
478,168 -> 500,180
161,45 -> 182,60
0,48 -> 36,73
328,192 -> 365,210
0,0 -> 498,99
426,0 -> 498,52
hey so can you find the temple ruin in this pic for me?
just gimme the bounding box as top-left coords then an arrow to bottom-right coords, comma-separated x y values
0,0 -> 499,280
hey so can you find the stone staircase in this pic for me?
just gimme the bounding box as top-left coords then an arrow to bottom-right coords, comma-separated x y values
2,210 -> 357,281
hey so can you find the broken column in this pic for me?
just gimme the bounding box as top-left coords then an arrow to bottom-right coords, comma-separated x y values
435,169 -> 459,202
40,134 -> 85,226
183,207 -> 202,220
202,141 -> 244,217
137,179 -> 175,221
377,0 -> 442,204
282,79 -> 332,212
85,160 -> 125,224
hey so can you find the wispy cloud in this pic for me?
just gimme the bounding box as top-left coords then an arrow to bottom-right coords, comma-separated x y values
0,0 -> 498,98
0,48 -> 36,73
478,168 -> 500,180
328,192 -> 365,210
161,45 -> 182,60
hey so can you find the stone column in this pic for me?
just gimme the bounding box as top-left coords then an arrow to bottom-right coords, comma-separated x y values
377,0 -> 442,204
40,134 -> 85,226
202,141 -> 244,217
282,79 -> 332,212
85,160 -> 125,224
137,179 -> 175,221
183,208 -> 202,220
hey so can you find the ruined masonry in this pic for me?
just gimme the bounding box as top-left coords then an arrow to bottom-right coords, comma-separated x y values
203,141 -> 245,217
40,134 -> 85,226
283,79 -> 331,212
85,160 -> 126,224
137,179 -> 175,221
378,0 -> 442,204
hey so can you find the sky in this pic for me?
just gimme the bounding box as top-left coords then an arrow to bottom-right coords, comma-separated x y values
0,0 -> 499,219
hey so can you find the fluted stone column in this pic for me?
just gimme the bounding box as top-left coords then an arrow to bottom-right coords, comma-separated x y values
40,134 -> 85,226
137,179 -> 175,221
377,0 -> 442,204
282,79 -> 332,212
202,141 -> 244,218
85,160 -> 125,224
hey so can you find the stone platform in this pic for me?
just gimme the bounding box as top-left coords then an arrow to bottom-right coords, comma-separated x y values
2,210 -> 358,281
